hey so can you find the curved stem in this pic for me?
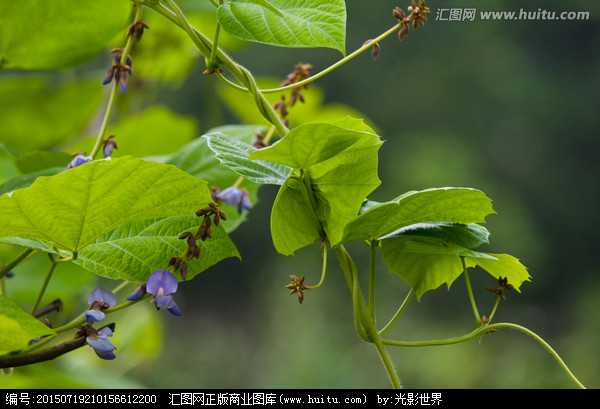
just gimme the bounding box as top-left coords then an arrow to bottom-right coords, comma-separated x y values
461,256 -> 481,327
30,261 -> 58,316
382,322 -> 586,389
0,248 -> 35,280
147,0 -> 289,137
335,245 -> 402,389
378,288 -> 414,336
308,243 -> 328,289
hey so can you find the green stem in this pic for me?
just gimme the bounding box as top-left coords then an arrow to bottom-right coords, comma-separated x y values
220,22 -> 403,95
0,248 -> 35,280
378,288 -> 414,336
145,0 -> 289,137
308,243 -> 328,289
208,7 -> 222,67
368,240 -> 377,321
382,322 -> 586,389
487,295 -> 501,323
335,245 -> 403,389
461,256 -> 482,327
90,4 -> 142,159
30,261 -> 58,316
299,169 -> 325,238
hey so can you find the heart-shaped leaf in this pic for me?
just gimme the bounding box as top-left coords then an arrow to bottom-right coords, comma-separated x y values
0,156 -> 212,252
217,0 -> 346,55
250,121 -> 382,254
341,188 -> 495,244
381,236 -> 530,300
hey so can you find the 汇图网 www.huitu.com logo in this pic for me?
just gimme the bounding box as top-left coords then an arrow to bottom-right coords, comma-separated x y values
435,8 -> 590,22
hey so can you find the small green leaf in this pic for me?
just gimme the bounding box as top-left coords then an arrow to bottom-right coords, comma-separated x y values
250,122 -> 382,254
75,217 -> 240,282
0,0 -> 130,69
0,156 -> 212,252
0,295 -> 56,353
204,129 -> 291,185
217,0 -> 346,55
341,188 -> 496,244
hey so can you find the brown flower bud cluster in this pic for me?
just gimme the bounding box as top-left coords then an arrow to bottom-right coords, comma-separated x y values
273,62 -> 314,126
393,0 -> 431,41
169,203 -> 226,280
127,20 -> 150,42
102,48 -> 133,94
486,276 -> 515,301
285,274 -> 310,304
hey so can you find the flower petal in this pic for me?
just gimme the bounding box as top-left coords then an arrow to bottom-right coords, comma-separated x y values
87,286 -> 117,307
84,310 -> 106,324
146,270 -> 178,297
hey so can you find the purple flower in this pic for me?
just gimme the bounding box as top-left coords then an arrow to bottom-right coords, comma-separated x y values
66,154 -> 92,170
127,270 -> 182,316
84,286 -> 117,324
86,327 -> 117,360
216,186 -> 252,214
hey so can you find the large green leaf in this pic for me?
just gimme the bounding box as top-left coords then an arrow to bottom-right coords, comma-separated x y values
75,217 -> 240,282
341,188 -> 496,244
204,129 -> 291,185
381,236 -> 530,300
217,0 -> 346,55
0,0 -> 130,69
0,295 -> 56,353
0,156 -> 212,253
250,121 -> 382,254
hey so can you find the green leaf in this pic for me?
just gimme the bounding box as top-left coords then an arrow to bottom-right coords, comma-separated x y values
68,106 -> 198,159
204,129 -> 291,185
381,236 -> 530,300
341,188 -> 496,244
153,125 -> 265,233
14,151 -> 73,174
0,167 -> 63,197
0,78 -> 104,152
379,222 -> 490,249
75,217 -> 240,282
0,0 -> 130,69
246,0 -> 284,17
0,156 -> 212,253
250,122 -> 382,254
217,0 -> 346,55
0,295 -> 56,353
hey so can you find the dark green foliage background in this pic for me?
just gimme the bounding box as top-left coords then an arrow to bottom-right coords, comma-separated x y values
0,0 -> 598,388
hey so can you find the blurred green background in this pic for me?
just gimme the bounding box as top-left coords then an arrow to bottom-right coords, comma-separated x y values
1,0 -> 599,388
